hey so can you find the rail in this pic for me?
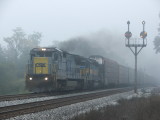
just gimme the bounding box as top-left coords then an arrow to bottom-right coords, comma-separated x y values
0,87 -> 132,119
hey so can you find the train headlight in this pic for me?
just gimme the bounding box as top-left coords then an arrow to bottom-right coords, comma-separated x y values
29,77 -> 32,80
42,48 -> 46,51
44,77 -> 48,81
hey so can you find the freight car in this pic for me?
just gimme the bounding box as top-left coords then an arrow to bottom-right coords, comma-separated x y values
89,55 -> 134,87
25,47 -> 152,92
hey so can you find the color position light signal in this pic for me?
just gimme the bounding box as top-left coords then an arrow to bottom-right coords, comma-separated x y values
125,31 -> 132,39
140,31 -> 147,39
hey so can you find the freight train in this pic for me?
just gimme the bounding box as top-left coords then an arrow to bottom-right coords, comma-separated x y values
25,47 -> 154,92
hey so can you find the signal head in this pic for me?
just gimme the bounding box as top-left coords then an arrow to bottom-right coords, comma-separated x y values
140,31 -> 147,39
125,31 -> 132,39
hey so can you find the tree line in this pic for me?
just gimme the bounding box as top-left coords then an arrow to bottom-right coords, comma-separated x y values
0,27 -> 41,95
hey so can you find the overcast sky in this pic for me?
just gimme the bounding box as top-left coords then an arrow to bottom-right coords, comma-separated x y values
0,0 -> 159,44
0,0 -> 160,79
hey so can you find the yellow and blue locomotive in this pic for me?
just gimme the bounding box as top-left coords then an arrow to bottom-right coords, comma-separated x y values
25,47 -> 100,92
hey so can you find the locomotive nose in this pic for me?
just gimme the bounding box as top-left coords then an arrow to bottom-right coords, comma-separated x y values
25,75 -> 54,91
34,57 -> 49,74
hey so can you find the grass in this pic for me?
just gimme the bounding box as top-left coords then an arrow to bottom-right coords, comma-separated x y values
71,95 -> 160,120
0,78 -> 29,95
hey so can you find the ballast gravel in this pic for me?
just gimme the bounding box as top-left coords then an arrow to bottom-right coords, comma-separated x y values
6,88 -> 154,120
0,88 -> 128,107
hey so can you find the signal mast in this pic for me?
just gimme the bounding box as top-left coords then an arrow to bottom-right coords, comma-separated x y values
125,21 -> 147,93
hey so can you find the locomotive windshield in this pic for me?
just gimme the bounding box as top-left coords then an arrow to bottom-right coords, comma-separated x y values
36,51 -> 52,57
30,51 -> 53,60
31,51 -> 53,57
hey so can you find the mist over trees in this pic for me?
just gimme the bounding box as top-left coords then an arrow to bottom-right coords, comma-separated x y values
0,27 -> 41,95
1,18 -> 160,95
55,30 -> 128,66
153,13 -> 160,53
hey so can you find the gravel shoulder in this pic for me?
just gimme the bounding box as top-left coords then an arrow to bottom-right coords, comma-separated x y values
7,89 -> 150,120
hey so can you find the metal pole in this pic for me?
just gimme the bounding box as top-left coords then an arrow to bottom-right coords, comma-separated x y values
125,21 -> 147,93
128,67 -> 129,84
135,46 -> 137,93
127,21 -> 130,45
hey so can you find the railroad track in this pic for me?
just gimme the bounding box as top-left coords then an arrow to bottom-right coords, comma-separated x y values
0,90 -> 83,102
0,89 -> 99,102
0,93 -> 51,102
0,87 -> 132,119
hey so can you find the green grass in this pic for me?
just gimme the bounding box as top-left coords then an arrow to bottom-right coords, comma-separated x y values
0,78 -> 29,95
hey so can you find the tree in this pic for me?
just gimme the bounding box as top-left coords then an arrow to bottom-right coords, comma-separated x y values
0,45 -> 5,62
4,27 -> 41,62
4,27 -> 42,77
0,28 -> 42,95
153,13 -> 160,53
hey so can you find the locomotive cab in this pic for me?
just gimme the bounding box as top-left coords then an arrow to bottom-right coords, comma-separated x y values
25,48 -> 58,92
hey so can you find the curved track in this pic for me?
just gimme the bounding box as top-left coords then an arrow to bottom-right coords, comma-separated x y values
0,87 -> 132,119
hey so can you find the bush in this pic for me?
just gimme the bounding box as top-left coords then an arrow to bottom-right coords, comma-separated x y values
71,95 -> 160,120
0,63 -> 28,95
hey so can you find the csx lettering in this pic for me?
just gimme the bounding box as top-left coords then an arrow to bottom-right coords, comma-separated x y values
35,63 -> 46,67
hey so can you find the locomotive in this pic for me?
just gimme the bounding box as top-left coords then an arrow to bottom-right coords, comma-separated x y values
25,47 -> 100,92
25,47 -> 150,92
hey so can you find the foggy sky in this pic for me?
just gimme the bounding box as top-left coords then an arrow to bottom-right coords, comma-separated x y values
0,0 -> 160,79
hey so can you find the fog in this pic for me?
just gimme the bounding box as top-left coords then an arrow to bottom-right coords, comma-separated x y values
56,30 -> 126,63
0,0 -> 160,80
55,29 -> 160,80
